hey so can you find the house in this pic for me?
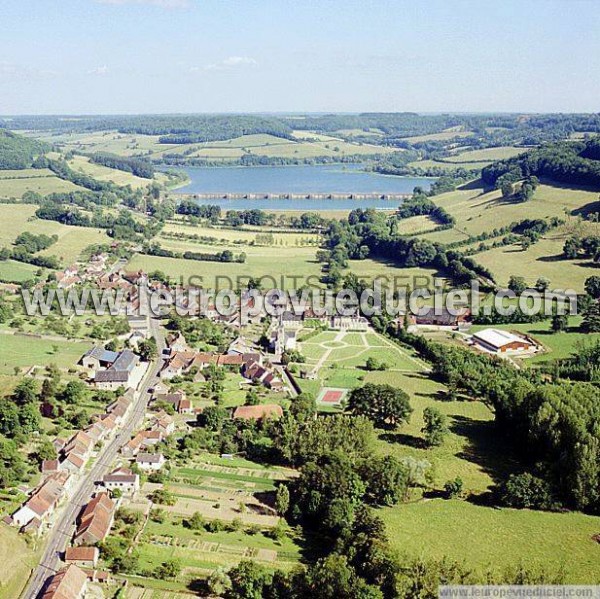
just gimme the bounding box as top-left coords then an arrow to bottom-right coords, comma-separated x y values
472,328 -> 535,354
94,350 -> 139,390
413,306 -> 471,329
330,315 -> 369,331
153,391 -> 193,414
160,351 -> 196,379
106,394 -> 132,422
136,453 -> 166,471
74,492 -> 115,546
41,459 -> 60,477
121,432 -> 146,457
61,452 -> 85,474
103,467 -> 140,494
12,473 -> 68,528
153,412 -> 175,436
233,404 -> 284,421
40,565 -> 87,599
81,347 -> 119,373
166,332 -> 190,353
64,546 -> 99,568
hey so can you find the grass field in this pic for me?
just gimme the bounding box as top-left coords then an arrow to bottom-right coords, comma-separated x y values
31,130 -> 394,163
434,182 -> 600,237
0,260 -> 39,282
474,227 -> 600,291
127,245 -> 322,289
0,204 -> 110,265
0,333 -> 92,374
402,130 -> 473,143
445,146 -> 525,163
470,316 -> 597,364
0,525 -> 39,599
0,172 -> 85,199
67,154 -> 154,189
381,499 -> 600,583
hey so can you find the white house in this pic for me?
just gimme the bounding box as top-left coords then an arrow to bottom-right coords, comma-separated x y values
102,467 -> 140,495
136,453 -> 166,471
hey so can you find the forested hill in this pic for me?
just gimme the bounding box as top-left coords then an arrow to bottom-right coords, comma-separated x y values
0,129 -> 49,169
0,115 -> 294,144
4,113 -> 600,147
482,136 -> 600,188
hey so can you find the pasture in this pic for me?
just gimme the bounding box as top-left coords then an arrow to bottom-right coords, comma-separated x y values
444,146 -> 524,163
0,333 -> 92,374
381,499 -> 600,583
0,525 -> 39,599
67,155 -> 154,189
0,260 -> 39,283
0,171 -> 85,199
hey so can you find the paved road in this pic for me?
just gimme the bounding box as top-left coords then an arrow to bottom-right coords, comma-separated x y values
22,318 -> 165,599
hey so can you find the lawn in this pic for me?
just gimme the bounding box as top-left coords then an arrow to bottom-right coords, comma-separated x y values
380,499 -> 600,583
0,333 -> 92,374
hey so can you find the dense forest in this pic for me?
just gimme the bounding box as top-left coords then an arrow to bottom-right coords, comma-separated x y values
0,129 -> 49,169
482,137 -> 600,188
90,152 -> 154,178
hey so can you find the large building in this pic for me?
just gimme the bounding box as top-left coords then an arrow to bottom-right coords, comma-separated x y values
472,328 -> 535,354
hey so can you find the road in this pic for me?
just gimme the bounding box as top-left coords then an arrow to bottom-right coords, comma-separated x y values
22,318 -> 165,599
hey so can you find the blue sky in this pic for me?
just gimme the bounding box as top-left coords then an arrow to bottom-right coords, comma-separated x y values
1,0 -> 599,114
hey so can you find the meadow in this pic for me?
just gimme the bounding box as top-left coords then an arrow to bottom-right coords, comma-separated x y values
0,333 -> 92,374
0,525 -> 39,599
0,259 -> 39,283
0,171 -> 85,199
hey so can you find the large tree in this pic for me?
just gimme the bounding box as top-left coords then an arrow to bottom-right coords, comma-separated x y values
348,383 -> 412,429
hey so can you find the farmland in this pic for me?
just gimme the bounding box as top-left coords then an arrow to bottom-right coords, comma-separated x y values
28,130 -> 395,165
0,169 -> 85,199
0,332 -> 92,374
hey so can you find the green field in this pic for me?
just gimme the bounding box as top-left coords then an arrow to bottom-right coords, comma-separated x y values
474,227 -> 599,291
0,260 -> 39,283
0,171 -> 85,199
445,146 -> 525,163
127,244 -> 322,289
0,525 -> 39,599
0,333 -> 92,374
31,130 -> 394,163
67,154 -> 154,189
381,499 -> 600,583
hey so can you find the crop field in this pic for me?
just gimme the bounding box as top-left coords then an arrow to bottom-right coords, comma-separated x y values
344,258 -> 444,290
0,204 -> 109,266
33,130 -> 394,163
119,457 -> 303,592
395,215 -> 438,235
381,499 -> 600,583
0,333 -> 92,374
161,222 -> 321,246
401,130 -> 473,143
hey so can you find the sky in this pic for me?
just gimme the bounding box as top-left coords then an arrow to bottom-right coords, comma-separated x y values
1,0 -> 599,115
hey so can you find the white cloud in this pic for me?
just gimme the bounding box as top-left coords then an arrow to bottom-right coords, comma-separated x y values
96,0 -> 191,8
88,65 -> 110,76
192,56 -> 258,73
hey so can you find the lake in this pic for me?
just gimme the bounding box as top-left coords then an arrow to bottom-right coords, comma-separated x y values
168,164 -> 434,210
